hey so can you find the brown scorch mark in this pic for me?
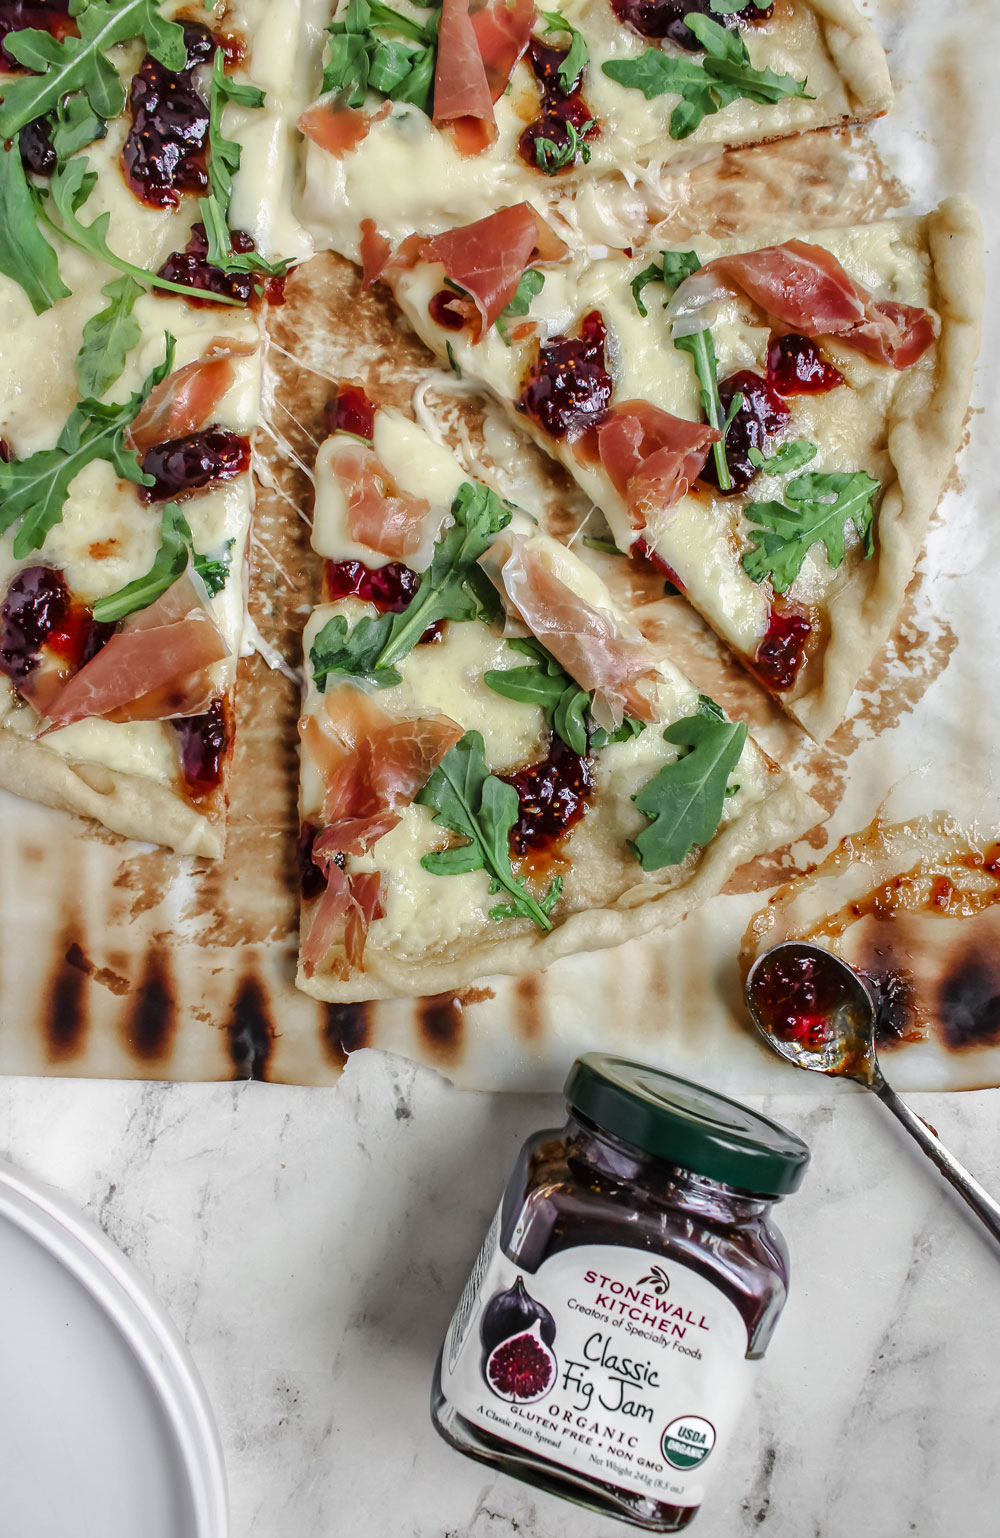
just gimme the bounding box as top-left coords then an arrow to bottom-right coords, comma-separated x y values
417,993 -> 464,1062
126,951 -> 176,1061
321,1002 -> 371,1065
514,973 -> 542,1039
44,927 -> 89,1062
65,943 -> 131,996
226,974 -> 274,1080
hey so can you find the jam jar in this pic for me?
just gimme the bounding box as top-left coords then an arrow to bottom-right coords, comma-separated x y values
432,1054 -> 810,1530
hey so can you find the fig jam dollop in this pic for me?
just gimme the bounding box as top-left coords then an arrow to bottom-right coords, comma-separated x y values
18,116 -> 56,175
0,566 -> 111,687
609,0 -> 771,50
324,558 -> 419,612
517,38 -> 598,174
751,606 -> 812,693
139,429 -> 251,503
172,697 -> 227,798
324,385 -> 376,441
519,310 -> 613,441
122,22 -> 215,209
767,333 -> 844,396
699,370 -> 790,496
501,735 -> 593,857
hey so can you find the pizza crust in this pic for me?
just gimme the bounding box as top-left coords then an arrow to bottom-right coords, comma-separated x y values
808,0 -> 893,118
791,197 -> 984,741
0,694 -> 224,858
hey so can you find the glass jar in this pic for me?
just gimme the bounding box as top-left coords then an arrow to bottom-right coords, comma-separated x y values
431,1053 -> 810,1531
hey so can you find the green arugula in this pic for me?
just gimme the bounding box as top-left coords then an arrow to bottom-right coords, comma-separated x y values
496,267 -> 544,343
75,275 -> 143,398
534,118 -> 594,174
631,248 -> 701,317
310,480 -> 510,689
0,0 -> 186,140
484,637 -> 645,756
709,0 -> 771,12
0,142 -> 70,314
673,327 -> 742,492
602,13 -> 810,139
416,730 -> 562,930
630,695 -> 747,870
48,94 -> 109,160
741,470 -> 880,593
537,9 -> 589,91
323,0 -> 440,115
36,157 -> 243,305
92,503 -> 233,622
581,535 -> 621,555
445,341 -> 461,376
198,48 -> 287,277
748,439 -> 817,476
0,334 -> 174,559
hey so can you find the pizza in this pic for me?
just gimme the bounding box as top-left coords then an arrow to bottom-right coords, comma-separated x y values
296,388 -> 818,997
298,0 -> 892,255
369,198 -> 982,740
0,0 -> 983,1014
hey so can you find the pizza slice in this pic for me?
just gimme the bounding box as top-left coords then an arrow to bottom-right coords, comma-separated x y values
297,0 -> 891,257
0,0 -> 309,854
295,386 -> 820,999
370,198 -> 983,741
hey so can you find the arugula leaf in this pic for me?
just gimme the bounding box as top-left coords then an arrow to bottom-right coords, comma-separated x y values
0,0 -> 186,139
673,327 -> 736,492
193,539 -> 235,597
92,501 -> 189,623
75,275 -> 143,398
631,248 -> 701,316
485,637 -> 645,757
538,9 -> 589,91
323,0 -> 439,114
582,535 -> 621,555
0,334 -> 175,558
309,479 -> 511,688
590,715 -> 646,749
0,142 -> 70,314
416,730 -> 560,930
445,341 -> 461,377
534,119 -> 594,174
198,48 -> 287,277
710,0 -> 771,11
741,470 -> 880,593
748,439 -> 817,476
496,267 -> 544,343
49,93 -> 109,159
36,157 -> 243,305
630,700 -> 747,870
602,13 -> 810,138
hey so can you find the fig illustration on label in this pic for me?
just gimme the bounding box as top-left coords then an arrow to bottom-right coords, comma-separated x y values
481,1277 -> 558,1403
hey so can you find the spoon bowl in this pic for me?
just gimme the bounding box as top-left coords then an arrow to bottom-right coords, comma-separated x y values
744,939 -> 882,1087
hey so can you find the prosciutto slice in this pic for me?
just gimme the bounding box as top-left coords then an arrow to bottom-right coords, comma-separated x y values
471,0 -> 534,101
359,218 -> 392,289
594,401 -> 720,534
298,99 -> 391,157
479,531 -> 659,729
667,240 -> 936,370
43,577 -> 228,728
433,0 -> 497,153
418,204 -> 567,332
130,339 -> 257,451
326,437 -> 443,563
301,861 -> 387,975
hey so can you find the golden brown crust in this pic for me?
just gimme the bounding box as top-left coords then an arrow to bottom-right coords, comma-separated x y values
807,0 -> 893,119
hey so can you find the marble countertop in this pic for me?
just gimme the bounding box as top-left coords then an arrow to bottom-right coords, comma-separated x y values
1,1052 -> 998,1538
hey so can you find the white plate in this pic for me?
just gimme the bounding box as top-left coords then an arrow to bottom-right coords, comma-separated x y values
0,1159 -> 227,1538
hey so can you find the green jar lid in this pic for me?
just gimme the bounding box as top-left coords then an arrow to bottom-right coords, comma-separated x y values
564,1054 -> 810,1197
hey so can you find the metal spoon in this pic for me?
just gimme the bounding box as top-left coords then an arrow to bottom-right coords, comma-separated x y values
745,940 -> 1000,1243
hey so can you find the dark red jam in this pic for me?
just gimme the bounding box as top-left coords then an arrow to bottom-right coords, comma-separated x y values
767,333 -> 843,396
609,0 -> 771,50
428,289 -> 469,330
296,822 -> 328,901
748,946 -> 840,1051
324,558 -> 419,612
699,370 -> 790,496
139,429 -> 251,503
156,223 -> 271,308
518,38 -> 599,175
18,116 -> 56,175
122,22 -> 215,209
631,536 -> 686,594
501,735 -> 593,857
750,606 -> 811,693
324,385 -> 376,441
0,566 -> 110,687
172,698 -> 227,798
0,1 -> 74,69
519,310 -> 612,441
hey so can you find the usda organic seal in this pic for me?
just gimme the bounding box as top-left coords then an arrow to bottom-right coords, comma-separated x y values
661,1416 -> 716,1470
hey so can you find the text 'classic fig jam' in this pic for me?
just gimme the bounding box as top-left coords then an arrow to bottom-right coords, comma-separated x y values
433,1054 -> 809,1531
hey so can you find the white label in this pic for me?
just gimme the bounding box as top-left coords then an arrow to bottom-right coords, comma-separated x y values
440,1240 -> 759,1509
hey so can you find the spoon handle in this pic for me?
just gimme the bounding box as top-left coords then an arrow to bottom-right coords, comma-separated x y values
875,1082 -> 1000,1243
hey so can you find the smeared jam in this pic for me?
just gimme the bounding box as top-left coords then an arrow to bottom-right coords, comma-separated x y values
325,385 -> 376,441
324,558 -> 419,611
122,22 -> 215,208
0,566 -> 110,686
501,734 -> 593,857
609,0 -> 771,50
631,536 -> 686,595
172,697 -> 227,798
0,1 -> 74,69
156,223 -> 285,309
767,333 -> 843,396
699,370 -> 790,496
518,38 -> 598,175
519,310 -> 612,441
750,607 -> 811,693
139,428 -> 251,503
296,822 -> 328,901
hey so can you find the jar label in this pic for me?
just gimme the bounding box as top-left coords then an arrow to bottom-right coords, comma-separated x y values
440,1240 -> 759,1510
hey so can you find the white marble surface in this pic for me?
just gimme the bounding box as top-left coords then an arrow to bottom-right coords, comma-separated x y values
1,1053 -> 999,1538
